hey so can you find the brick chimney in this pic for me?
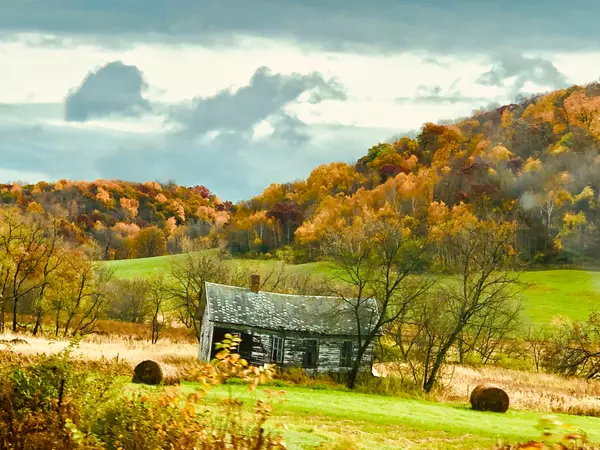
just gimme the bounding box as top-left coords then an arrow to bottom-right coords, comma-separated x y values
250,274 -> 260,293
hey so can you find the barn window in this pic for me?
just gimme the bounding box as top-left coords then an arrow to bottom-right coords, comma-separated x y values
271,336 -> 285,363
303,339 -> 319,367
341,341 -> 353,367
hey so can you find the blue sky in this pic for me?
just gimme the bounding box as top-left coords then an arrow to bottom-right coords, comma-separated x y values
1,0 -> 599,200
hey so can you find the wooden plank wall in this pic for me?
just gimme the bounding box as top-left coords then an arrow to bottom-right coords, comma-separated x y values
201,321 -> 375,373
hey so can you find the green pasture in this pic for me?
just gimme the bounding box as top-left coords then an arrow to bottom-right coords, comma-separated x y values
103,251 -> 337,280
135,383 -> 599,449
102,254 -> 600,325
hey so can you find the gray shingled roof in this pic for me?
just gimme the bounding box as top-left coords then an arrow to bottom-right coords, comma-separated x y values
205,282 -> 379,336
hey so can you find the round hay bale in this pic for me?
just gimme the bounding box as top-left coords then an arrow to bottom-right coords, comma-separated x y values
132,360 -> 180,386
470,384 -> 510,413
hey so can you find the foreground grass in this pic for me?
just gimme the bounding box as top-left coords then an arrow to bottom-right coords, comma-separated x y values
103,253 -> 600,325
169,383 -> 600,450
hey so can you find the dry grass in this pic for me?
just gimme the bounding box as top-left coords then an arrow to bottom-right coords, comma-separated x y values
5,314 -> 196,343
373,362 -> 600,416
440,365 -> 600,417
0,331 -> 198,367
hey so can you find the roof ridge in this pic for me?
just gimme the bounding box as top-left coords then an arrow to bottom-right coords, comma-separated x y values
205,280 -> 371,302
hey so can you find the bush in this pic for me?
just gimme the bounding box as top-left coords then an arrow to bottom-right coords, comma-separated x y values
0,336 -> 287,450
543,312 -> 600,379
0,341 -> 121,449
354,373 -> 427,399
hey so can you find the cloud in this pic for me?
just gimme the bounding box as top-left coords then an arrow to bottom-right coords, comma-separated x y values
2,0 -> 600,54
269,114 -> 310,146
65,61 -> 151,122
477,53 -> 569,95
0,103 -> 63,122
168,66 -> 346,140
0,62 -> 357,201
396,84 -> 490,105
0,115 -> 392,202
0,119 -> 146,180
92,123 -> 392,200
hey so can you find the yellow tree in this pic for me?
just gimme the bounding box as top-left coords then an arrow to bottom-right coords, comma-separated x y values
558,212 -> 593,252
421,201 -> 522,392
47,249 -> 113,337
133,227 -> 168,258
564,89 -> 600,138
300,162 -> 361,204
0,207 -> 68,332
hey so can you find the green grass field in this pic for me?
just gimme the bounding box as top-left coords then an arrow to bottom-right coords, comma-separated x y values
103,251 -> 336,280
518,270 -> 600,325
102,253 -> 600,326
167,383 -> 599,449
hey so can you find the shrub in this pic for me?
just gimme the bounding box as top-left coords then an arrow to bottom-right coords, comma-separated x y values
0,335 -> 287,450
543,312 -> 600,379
0,341 -> 122,449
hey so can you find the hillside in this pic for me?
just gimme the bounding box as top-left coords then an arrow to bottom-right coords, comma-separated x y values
227,83 -> 600,265
104,253 -> 600,326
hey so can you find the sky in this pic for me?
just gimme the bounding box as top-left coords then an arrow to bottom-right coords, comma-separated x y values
1,1 -> 600,201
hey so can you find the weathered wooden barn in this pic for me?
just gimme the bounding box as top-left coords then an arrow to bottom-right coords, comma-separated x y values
197,275 -> 379,373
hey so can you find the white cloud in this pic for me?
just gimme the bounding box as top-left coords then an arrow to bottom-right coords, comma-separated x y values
252,120 -> 275,140
550,52 -> 600,86
0,167 -> 51,184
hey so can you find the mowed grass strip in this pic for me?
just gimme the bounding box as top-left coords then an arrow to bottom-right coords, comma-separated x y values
170,383 -> 600,450
103,253 -> 600,325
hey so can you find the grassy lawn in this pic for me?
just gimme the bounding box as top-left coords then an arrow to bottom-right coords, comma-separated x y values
161,383 -> 600,450
103,253 -> 600,326
519,270 -> 600,325
103,251 -> 337,280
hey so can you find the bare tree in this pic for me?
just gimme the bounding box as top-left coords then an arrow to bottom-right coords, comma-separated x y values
524,325 -> 552,373
147,276 -> 171,344
391,292 -> 451,387
325,218 -> 434,389
107,278 -> 152,324
456,299 -> 522,365
420,221 -> 522,392
169,252 -> 231,341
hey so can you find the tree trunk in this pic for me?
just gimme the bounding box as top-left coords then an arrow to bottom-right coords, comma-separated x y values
63,313 -> 75,337
33,309 -> 43,336
55,309 -> 61,337
151,317 -> 160,344
423,329 -> 461,393
346,344 -> 368,389
0,299 -> 5,334
11,298 -> 18,332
